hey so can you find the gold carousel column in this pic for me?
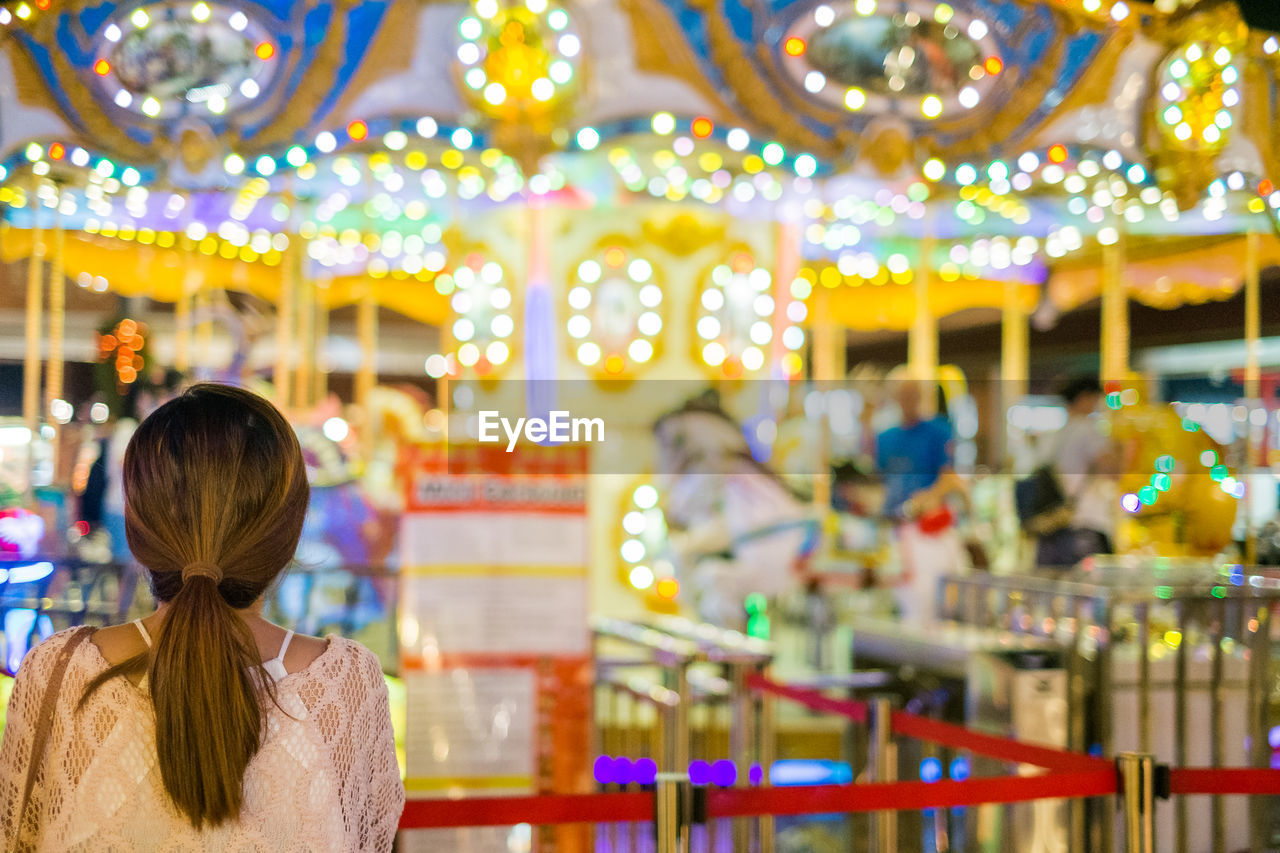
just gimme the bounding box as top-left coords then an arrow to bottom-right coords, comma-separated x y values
1100,230 -> 1128,383
1001,280 -> 1029,461
1244,230 -> 1261,563
908,236 -> 938,416
811,281 -> 845,517
356,283 -> 378,414
22,181 -> 46,493
174,267 -> 198,373
44,192 -> 66,421
313,280 -> 330,403
195,285 -> 213,375
273,242 -> 296,408
295,262 -> 314,409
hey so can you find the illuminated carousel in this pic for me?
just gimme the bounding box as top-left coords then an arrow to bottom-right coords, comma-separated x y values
1,0 -> 1278,621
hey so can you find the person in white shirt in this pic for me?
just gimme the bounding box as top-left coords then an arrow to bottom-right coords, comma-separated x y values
1037,377 -> 1119,568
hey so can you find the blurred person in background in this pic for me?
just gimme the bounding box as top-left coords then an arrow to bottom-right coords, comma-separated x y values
1036,376 -> 1118,568
875,380 -> 969,624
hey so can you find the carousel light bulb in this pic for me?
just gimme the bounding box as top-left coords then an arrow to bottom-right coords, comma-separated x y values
549,8 -> 569,29
922,158 -> 946,180
576,127 -> 600,150
322,417 -> 349,442
749,321 -> 772,345
568,286 -> 592,310
697,316 -> 721,339
131,8 -> 150,28
577,342 -> 601,365
741,347 -> 765,371
629,339 -> 654,362
491,315 -> 514,338
1202,125 -> 1221,143
701,288 -> 725,311
629,565 -> 654,590
486,341 -> 509,365
457,343 -> 480,367
1222,67 -> 1238,85
567,315 -> 591,338
453,318 -> 476,341
638,284 -> 662,307
726,128 -> 750,150
1213,46 -> 1231,66
255,156 -> 276,176
141,97 -> 161,117
1110,2 -> 1128,20
783,326 -> 805,350
854,0 -> 875,15
549,60 -> 573,84
637,312 -> 662,335
633,485 -> 659,509
752,294 -> 775,316
804,71 -> 826,93
425,354 -> 449,377
315,131 -> 337,153
794,154 -> 817,177
229,10 -> 248,30
192,2 -> 211,20
490,286 -> 512,308
559,34 -> 581,56
224,154 -> 245,174
702,342 -> 726,366
921,95 -> 943,118
628,258 -> 652,282
577,260 -> 602,283
483,82 -> 507,105
104,23 -> 122,41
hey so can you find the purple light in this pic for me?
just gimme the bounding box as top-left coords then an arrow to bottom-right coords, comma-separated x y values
710,759 -> 737,787
688,760 -> 711,785
612,757 -> 634,785
634,758 -> 657,785
748,763 -> 765,786
1121,493 -> 1141,513
593,755 -> 614,785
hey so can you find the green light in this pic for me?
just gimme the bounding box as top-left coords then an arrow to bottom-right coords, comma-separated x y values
1151,473 -> 1171,491
1155,585 -> 1173,599
1199,449 -> 1217,466
1211,586 -> 1226,599
1210,464 -> 1228,482
1106,392 -> 1122,409
1138,486 -> 1157,505
745,593 -> 767,613
1154,455 -> 1174,473
1181,418 -> 1200,432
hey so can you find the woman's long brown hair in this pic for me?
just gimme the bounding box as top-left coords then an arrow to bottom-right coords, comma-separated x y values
80,383 -> 309,828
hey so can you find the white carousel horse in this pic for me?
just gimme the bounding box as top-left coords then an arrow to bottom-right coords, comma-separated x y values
653,396 -> 820,628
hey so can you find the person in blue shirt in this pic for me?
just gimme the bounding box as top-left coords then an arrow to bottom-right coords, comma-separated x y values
877,381 -> 953,520
874,380 -> 966,624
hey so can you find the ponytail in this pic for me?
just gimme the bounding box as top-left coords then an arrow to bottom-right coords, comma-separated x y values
80,383 -> 310,829
150,571 -> 270,828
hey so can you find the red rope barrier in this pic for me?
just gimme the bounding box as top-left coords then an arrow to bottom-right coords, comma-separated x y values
889,710 -> 1109,773
706,769 -> 1118,818
745,672 -> 869,723
745,673 -> 1104,772
1169,768 -> 1280,796
399,792 -> 652,829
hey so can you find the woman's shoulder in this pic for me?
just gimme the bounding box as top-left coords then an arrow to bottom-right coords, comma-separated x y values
303,635 -> 389,687
19,626 -> 95,670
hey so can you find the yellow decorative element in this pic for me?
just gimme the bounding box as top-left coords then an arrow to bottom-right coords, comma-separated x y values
640,212 -> 726,256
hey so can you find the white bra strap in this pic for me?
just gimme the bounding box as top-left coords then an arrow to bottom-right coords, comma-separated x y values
132,619 -> 152,649
273,630 -> 294,664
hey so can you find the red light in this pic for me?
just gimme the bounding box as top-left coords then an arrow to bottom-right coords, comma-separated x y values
604,246 -> 626,267
255,41 -> 275,60
74,520 -> 90,536
984,56 -> 1003,75
655,577 -> 680,599
784,37 -> 806,57
48,143 -> 65,160
723,358 -> 743,379
347,120 -> 368,141
35,0 -> 51,8
1048,144 -> 1068,164
691,117 -> 713,138
604,354 -> 625,374
94,59 -> 111,76
1260,180 -> 1274,196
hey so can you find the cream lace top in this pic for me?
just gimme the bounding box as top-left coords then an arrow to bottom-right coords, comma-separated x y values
0,628 -> 404,852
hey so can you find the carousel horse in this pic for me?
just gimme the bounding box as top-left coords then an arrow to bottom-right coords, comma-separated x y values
653,392 -> 821,628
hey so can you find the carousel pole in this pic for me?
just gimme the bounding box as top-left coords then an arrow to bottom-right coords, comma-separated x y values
195,285 -> 212,375
314,278 -> 329,404
44,186 -> 66,422
1244,230 -> 1260,564
1001,279 -> 1029,462
22,177 -> 46,497
295,248 -> 314,410
356,281 -> 378,414
174,266 -> 197,373
908,234 -> 938,415
273,209 -> 296,409
1100,229 -> 1129,383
